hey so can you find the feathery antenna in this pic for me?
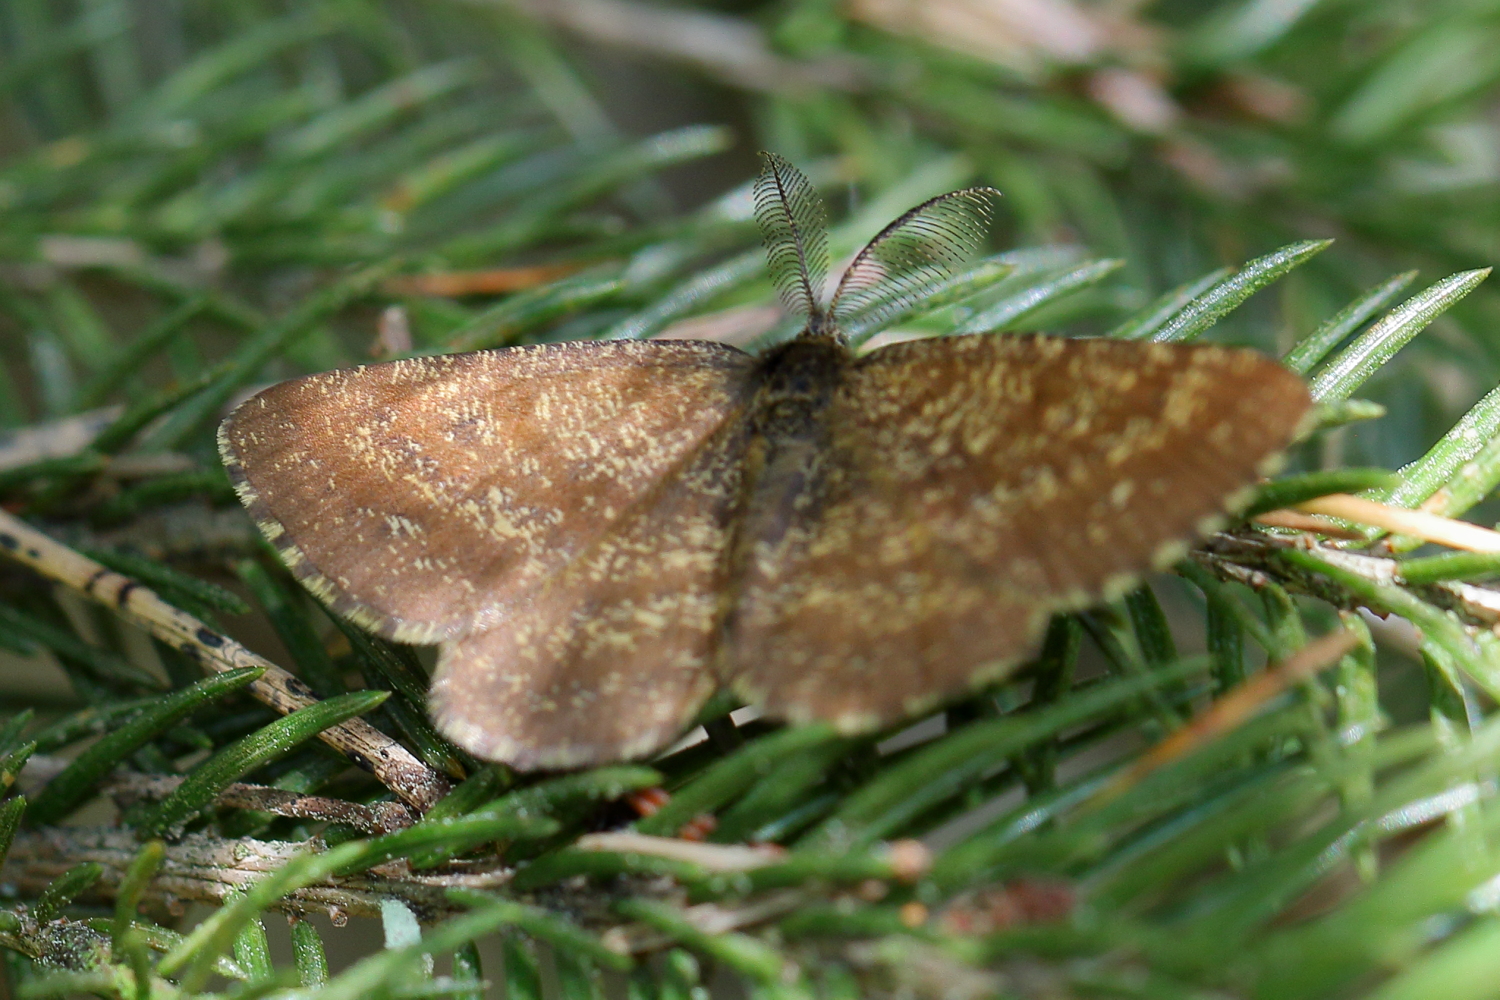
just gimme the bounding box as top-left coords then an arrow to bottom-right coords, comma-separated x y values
754,152 -> 830,322
829,188 -> 998,333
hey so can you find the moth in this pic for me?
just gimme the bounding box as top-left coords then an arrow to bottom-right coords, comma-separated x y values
220,153 -> 1313,769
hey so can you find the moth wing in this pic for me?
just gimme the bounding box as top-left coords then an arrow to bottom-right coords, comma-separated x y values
430,412 -> 750,768
220,340 -> 756,645
724,334 -> 1312,731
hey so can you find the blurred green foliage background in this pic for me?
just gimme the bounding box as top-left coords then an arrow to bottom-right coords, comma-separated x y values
6,0 -> 1500,465
8,2 -> 1500,998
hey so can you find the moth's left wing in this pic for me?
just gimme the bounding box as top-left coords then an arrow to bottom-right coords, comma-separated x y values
431,409 -> 750,769
219,341 -> 756,646
723,334 -> 1312,731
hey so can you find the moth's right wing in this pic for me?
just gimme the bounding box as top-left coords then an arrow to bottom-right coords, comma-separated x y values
724,334 -> 1312,732
220,340 -> 757,645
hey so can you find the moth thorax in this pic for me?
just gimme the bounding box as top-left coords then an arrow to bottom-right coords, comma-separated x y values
755,337 -> 845,440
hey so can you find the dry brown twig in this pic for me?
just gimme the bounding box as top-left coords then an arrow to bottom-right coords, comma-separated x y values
383,264 -> 585,298
2,827 -> 505,922
1251,508 -> 1366,539
1201,530 -> 1500,631
1,827 -> 819,959
575,832 -> 786,871
0,507 -> 451,812
107,776 -> 416,834
1295,493 -> 1500,553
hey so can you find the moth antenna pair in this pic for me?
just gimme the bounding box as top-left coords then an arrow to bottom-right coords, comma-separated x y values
754,151 -> 1001,337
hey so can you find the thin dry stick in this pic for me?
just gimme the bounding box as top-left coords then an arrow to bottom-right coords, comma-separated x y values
1251,509 -> 1365,539
2,827 -> 795,952
575,832 -> 786,871
1100,628 -> 1361,799
384,264 -> 584,297
574,832 -> 932,881
108,776 -> 415,834
1,828 -> 499,921
1294,494 -> 1500,552
0,508 -> 451,812
1198,531 -> 1500,631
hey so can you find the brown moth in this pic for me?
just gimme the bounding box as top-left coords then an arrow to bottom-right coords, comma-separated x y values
219,152 -> 1313,769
